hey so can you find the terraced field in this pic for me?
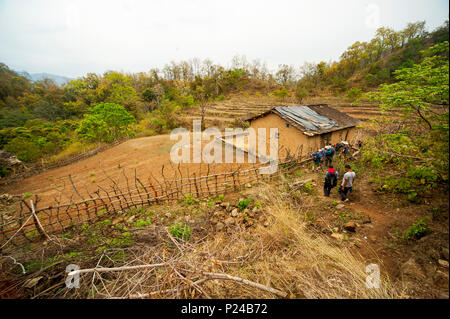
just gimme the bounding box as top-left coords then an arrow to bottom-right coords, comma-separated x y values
182,93 -> 394,129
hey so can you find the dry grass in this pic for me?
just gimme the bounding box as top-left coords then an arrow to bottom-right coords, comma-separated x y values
75,181 -> 399,299
48,141 -> 100,163
5,179 -> 401,299
192,182 -> 400,299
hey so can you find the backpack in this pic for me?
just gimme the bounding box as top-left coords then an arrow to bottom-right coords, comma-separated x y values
326,172 -> 337,187
312,153 -> 320,161
326,148 -> 334,156
330,173 -> 337,187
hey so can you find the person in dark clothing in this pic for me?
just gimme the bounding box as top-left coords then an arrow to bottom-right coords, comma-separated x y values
324,165 -> 338,197
342,145 -> 350,156
334,142 -> 343,154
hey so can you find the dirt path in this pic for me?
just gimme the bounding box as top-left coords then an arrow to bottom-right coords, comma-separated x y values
296,168 -> 410,280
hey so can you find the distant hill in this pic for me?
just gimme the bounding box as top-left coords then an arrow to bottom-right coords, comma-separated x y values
17,71 -> 73,86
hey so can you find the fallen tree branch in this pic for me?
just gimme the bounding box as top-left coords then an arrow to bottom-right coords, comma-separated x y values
0,214 -> 33,250
289,178 -> 313,189
201,271 -> 288,298
113,278 -> 210,299
68,261 -> 171,276
1,255 -> 26,274
116,272 -> 288,299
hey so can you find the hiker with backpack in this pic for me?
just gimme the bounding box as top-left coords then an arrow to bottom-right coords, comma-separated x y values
334,142 -> 343,154
341,141 -> 350,157
339,164 -> 356,202
312,151 -> 322,172
324,145 -> 335,167
319,148 -> 326,162
324,165 -> 338,197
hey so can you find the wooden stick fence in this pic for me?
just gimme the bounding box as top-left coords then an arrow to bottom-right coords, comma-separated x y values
0,139 -> 127,187
0,152 -> 308,251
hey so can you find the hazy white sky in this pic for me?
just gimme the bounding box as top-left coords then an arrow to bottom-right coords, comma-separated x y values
0,0 -> 448,78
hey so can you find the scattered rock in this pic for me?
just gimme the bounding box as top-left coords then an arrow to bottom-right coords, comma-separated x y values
263,221 -> 270,227
245,183 -> 252,188
427,248 -> 441,262
433,270 -> 449,288
220,202 -> 230,209
336,204 -> 345,209
401,258 -> 426,280
343,222 -> 356,232
332,227 -> 339,233
252,207 -> 260,214
361,215 -> 371,224
224,217 -> 235,225
216,222 -> 224,232
0,150 -> 22,168
210,217 -> 218,224
331,233 -> 344,240
112,217 -> 124,225
226,206 -> 233,212
0,194 -> 13,201
127,215 -> 136,223
231,209 -> 238,217
441,247 -> 449,261
23,276 -> 43,289
438,259 -> 449,268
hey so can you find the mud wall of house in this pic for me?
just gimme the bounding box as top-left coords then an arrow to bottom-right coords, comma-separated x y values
249,114 -> 356,158
330,127 -> 356,144
249,113 -> 308,158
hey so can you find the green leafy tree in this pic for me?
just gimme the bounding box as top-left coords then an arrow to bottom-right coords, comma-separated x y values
4,137 -> 42,162
360,42 -> 449,201
367,41 -> 449,130
76,103 -> 136,142
295,86 -> 309,103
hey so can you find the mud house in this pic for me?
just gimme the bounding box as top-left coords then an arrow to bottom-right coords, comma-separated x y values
246,104 -> 359,158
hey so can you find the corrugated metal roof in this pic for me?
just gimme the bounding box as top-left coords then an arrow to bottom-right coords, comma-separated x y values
274,106 -> 338,131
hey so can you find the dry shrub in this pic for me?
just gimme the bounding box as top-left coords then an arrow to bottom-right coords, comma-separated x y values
49,141 -> 99,163
197,183 -> 400,299
21,182 -> 400,299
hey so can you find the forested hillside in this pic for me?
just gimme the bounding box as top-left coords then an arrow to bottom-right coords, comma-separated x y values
0,20 -> 448,172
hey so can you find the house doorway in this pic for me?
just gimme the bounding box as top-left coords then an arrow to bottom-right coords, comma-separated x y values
320,133 -> 331,148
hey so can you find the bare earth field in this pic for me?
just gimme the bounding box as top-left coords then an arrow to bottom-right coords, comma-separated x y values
1,134 -> 260,208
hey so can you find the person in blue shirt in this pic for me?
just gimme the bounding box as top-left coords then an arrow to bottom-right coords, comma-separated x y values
312,151 -> 322,172
324,145 -> 335,167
